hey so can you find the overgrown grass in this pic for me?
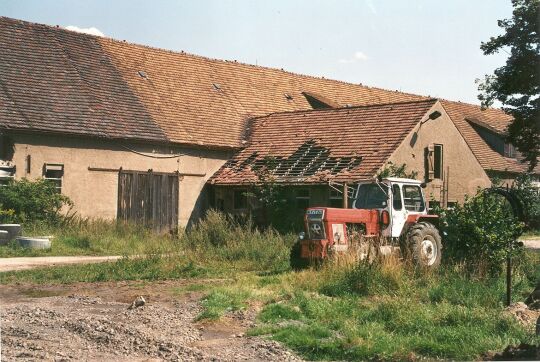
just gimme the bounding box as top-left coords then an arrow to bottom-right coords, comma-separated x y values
0,218 -> 183,257
197,253 -> 540,360
1,211 -> 539,360
0,211 -> 295,283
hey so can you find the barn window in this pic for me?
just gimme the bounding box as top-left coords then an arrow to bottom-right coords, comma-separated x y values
433,144 -> 443,179
233,189 -> 248,210
426,144 -> 443,180
329,188 -> 343,208
43,163 -> 63,193
296,188 -> 310,209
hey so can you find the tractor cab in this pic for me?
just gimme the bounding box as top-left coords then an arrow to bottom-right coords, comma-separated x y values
353,177 -> 434,238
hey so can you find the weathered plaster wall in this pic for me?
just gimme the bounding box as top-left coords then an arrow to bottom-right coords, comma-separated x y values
8,133 -> 231,226
387,102 -> 491,204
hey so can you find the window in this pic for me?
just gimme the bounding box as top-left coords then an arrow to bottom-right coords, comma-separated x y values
329,188 -> 343,208
433,144 -> 443,179
392,184 -> 402,210
233,189 -> 247,210
403,185 -> 425,212
426,144 -> 443,180
354,183 -> 388,209
504,143 -> 517,158
296,188 -> 310,209
43,163 -> 63,193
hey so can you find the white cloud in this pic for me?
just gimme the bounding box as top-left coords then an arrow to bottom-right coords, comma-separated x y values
353,51 -> 368,60
65,25 -> 104,37
338,51 -> 369,64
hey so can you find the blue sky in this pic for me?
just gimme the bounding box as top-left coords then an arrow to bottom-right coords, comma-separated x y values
1,0 -> 512,104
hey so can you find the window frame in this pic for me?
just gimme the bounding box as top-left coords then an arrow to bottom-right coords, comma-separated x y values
233,189 -> 248,210
43,163 -> 64,193
433,144 -> 443,179
295,188 -> 311,209
328,188 -> 343,208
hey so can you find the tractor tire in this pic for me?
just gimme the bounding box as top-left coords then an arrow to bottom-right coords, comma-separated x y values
405,222 -> 442,268
290,241 -> 309,270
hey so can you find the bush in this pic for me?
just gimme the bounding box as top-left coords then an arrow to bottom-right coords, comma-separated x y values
513,173 -> 540,229
439,190 -> 523,274
0,178 -> 72,225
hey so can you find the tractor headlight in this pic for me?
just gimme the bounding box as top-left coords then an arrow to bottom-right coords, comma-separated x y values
298,231 -> 306,240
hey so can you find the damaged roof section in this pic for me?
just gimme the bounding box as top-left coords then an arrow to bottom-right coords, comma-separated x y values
209,99 -> 438,185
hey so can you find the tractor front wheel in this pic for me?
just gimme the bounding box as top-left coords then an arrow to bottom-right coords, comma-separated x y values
290,241 -> 309,270
405,222 -> 442,268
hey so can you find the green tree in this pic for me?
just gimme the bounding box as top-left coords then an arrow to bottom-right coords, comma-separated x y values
477,0 -> 540,170
377,162 -> 418,179
245,157 -> 289,230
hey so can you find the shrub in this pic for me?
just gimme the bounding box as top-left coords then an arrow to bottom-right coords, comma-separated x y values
439,190 -> 523,274
0,178 -> 72,224
513,173 -> 540,229
0,206 -> 15,224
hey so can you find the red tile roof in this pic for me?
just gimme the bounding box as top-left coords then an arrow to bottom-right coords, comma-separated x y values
209,99 -> 438,184
0,16 -> 425,148
441,100 -> 532,174
0,17 -> 531,175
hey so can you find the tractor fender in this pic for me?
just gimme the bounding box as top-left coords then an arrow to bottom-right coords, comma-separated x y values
405,214 -> 439,230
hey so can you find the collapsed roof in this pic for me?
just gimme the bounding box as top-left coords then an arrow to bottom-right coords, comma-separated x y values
209,99 -> 438,184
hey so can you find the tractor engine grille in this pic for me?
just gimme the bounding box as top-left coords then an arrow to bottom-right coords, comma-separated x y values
307,220 -> 326,240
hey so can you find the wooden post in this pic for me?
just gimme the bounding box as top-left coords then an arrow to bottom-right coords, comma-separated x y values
343,183 -> 348,208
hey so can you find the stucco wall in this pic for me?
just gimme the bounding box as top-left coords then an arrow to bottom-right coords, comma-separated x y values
7,133 -> 231,226
386,102 -> 491,204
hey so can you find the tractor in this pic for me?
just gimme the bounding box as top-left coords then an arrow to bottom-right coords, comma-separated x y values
291,177 -> 442,268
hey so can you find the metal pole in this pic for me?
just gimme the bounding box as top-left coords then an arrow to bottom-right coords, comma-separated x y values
506,253 -> 512,307
343,183 -> 348,208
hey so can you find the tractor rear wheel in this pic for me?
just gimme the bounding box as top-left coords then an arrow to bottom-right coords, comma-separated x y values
405,222 -> 442,268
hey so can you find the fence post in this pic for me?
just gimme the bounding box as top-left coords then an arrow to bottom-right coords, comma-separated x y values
506,248 -> 512,307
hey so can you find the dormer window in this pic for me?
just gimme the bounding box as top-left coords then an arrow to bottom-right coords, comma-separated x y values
504,143 -> 517,158
301,92 -> 338,109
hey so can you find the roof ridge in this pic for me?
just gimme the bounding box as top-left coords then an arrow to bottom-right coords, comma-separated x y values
440,98 -> 507,113
0,16 -> 429,100
250,98 -> 439,120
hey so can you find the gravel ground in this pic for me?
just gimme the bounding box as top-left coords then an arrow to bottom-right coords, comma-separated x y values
0,281 -> 301,361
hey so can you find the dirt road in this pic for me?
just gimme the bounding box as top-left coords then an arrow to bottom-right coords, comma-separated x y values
522,239 -> 540,250
0,255 -> 122,272
0,280 -> 300,361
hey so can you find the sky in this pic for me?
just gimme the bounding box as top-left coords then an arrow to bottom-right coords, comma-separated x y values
0,0 -> 513,104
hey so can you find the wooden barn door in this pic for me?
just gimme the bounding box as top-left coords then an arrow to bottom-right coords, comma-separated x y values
117,170 -> 179,233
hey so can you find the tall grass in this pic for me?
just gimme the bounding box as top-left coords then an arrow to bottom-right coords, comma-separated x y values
182,211 -> 295,272
250,251 -> 540,360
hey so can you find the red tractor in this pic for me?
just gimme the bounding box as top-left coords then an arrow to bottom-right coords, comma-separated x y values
291,177 -> 442,268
